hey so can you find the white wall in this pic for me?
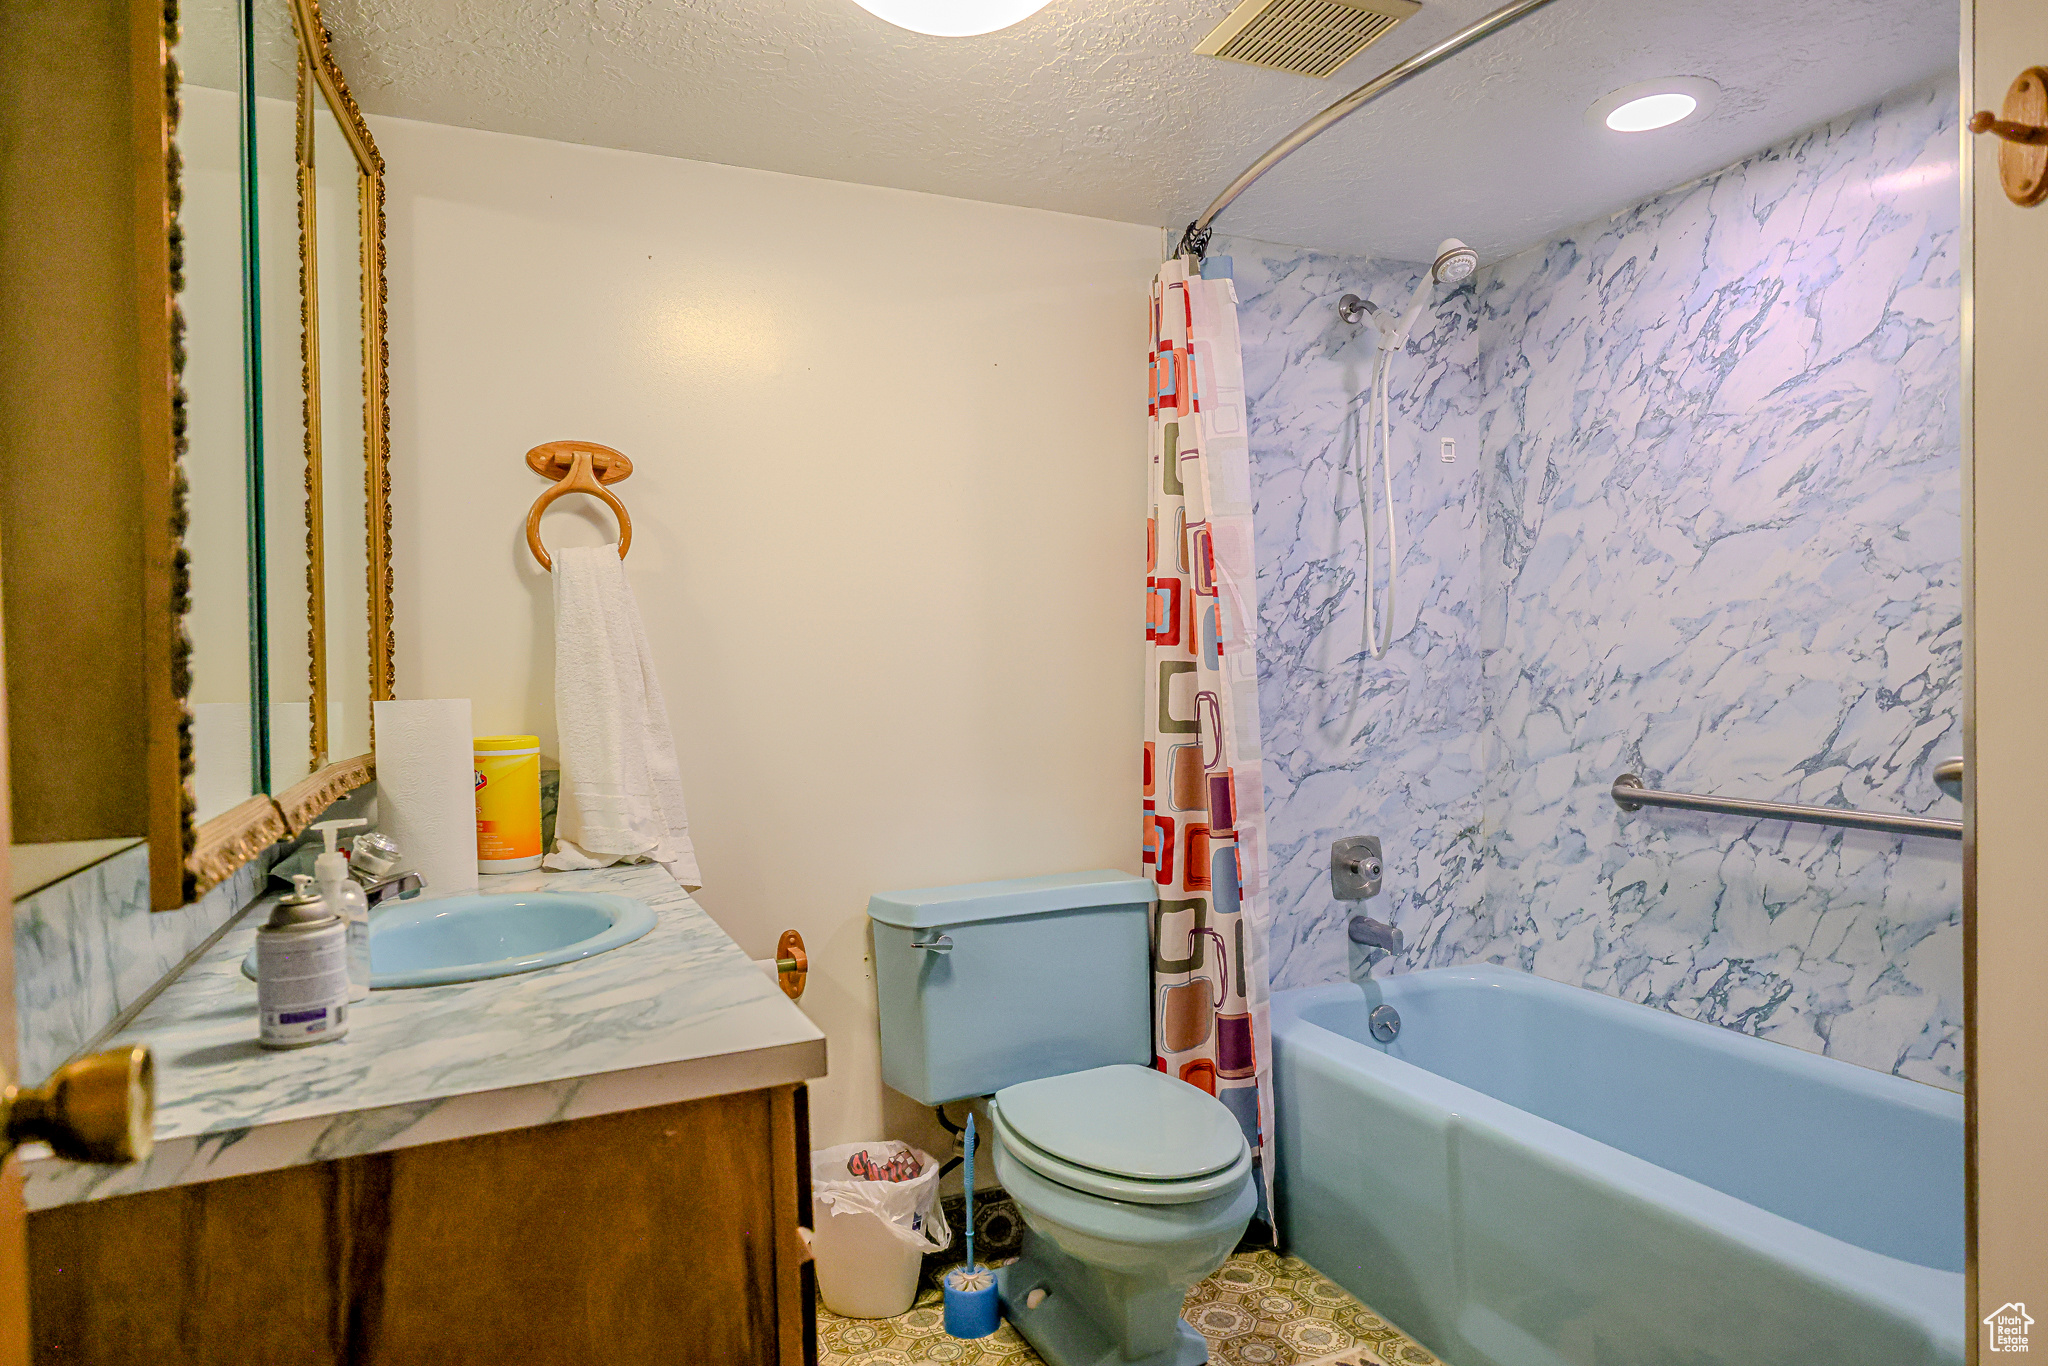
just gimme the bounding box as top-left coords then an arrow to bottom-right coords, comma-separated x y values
375,114 -> 1161,1149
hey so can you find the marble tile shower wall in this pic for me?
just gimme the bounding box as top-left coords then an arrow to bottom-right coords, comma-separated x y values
1232,75 -> 1964,1090
1232,241 -> 1493,995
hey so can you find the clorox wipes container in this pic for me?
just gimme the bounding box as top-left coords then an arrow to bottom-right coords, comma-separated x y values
474,734 -> 543,873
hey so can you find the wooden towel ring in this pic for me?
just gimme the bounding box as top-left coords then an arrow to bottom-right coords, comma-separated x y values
525,440 -> 633,571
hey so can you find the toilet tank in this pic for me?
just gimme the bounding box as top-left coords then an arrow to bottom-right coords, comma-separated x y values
869,870 -> 1156,1106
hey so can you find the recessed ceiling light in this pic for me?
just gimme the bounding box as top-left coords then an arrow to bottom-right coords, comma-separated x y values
1585,78 -> 1722,135
1607,92 -> 1696,132
849,0 -> 1053,36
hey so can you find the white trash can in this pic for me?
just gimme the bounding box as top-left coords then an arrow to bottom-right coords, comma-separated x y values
811,1142 -> 950,1319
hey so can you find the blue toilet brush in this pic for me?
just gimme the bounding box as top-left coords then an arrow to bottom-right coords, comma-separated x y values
942,1112 -> 1000,1338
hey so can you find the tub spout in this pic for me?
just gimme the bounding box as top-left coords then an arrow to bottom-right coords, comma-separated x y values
1348,915 -> 1404,967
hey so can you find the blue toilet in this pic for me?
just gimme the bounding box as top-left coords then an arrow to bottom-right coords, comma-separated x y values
869,871 -> 1256,1366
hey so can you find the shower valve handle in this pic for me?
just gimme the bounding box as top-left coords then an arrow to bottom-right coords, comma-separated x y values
1332,835 -> 1384,901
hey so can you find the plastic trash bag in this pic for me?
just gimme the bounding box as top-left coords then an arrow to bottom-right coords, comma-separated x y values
811,1142 -> 952,1253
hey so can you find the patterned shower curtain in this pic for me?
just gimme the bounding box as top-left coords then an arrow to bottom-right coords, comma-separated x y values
1144,256 -> 1276,1225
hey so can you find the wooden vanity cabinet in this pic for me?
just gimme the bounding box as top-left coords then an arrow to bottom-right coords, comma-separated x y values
27,1083 -> 817,1365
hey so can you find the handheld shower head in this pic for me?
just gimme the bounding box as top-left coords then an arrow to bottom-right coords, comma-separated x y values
1337,235 -> 1476,347
1390,237 -> 1476,345
1333,233 -> 1475,672
1431,238 -> 1477,284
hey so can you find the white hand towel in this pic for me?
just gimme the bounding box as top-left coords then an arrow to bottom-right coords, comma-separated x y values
543,545 -> 702,889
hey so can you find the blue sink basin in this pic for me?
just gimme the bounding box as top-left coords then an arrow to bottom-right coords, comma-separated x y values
241,891 -> 657,990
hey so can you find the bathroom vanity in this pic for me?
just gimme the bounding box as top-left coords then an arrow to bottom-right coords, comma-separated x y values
21,864 -> 826,1364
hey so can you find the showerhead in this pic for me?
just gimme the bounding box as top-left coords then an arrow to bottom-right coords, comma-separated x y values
1338,235 -> 1478,348
1431,238 -> 1477,285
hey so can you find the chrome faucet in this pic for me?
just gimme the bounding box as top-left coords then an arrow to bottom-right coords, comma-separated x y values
1347,914 -> 1405,968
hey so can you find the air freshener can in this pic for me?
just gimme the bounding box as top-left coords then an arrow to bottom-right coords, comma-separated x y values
475,734 -> 543,874
256,893 -> 350,1049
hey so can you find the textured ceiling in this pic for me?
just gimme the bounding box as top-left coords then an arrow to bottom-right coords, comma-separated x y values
307,0 -> 1955,264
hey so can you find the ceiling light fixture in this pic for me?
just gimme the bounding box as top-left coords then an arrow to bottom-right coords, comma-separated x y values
1607,92 -> 1695,132
1585,77 -> 1721,135
849,0 -> 1053,36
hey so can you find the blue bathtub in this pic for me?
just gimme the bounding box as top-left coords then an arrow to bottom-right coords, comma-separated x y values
1272,966 -> 1963,1365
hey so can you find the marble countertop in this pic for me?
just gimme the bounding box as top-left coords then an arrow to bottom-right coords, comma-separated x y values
23,863 -> 826,1210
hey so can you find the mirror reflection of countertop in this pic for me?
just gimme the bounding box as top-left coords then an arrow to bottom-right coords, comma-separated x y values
22,863 -> 825,1210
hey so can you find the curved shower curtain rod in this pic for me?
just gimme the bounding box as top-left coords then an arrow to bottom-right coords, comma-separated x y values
1177,0 -> 1569,261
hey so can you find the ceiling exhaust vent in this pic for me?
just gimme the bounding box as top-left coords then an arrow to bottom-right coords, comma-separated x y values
1195,0 -> 1422,80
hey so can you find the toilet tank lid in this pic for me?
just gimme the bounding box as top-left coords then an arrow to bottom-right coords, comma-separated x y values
867,870 -> 1156,930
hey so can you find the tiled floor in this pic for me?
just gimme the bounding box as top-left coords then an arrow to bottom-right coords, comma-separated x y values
817,1249 -> 1444,1366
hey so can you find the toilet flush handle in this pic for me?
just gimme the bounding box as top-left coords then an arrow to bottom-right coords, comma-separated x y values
911,932 -> 954,954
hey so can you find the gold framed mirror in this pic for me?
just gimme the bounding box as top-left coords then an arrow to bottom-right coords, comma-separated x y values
179,0 -> 394,900
265,0 -> 391,832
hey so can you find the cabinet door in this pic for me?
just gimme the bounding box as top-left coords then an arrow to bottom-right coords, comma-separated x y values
29,1088 -> 804,1364
780,1083 -> 817,1366
0,692 -> 22,1366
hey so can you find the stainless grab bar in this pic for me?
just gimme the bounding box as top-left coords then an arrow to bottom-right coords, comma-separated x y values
1611,773 -> 1962,841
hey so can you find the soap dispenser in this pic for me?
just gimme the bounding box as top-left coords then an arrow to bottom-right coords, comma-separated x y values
312,818 -> 372,1000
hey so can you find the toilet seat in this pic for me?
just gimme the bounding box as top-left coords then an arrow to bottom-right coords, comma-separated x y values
990,1064 -> 1251,1206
